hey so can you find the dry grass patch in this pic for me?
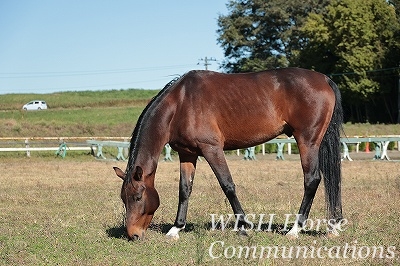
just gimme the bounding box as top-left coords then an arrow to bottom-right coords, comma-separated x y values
0,156 -> 399,265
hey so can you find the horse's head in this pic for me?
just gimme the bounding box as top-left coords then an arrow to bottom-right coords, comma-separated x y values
113,166 -> 160,240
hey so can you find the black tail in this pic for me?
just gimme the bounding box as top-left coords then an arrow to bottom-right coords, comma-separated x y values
319,78 -> 343,222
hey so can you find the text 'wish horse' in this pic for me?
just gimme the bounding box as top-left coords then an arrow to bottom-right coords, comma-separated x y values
113,68 -> 343,240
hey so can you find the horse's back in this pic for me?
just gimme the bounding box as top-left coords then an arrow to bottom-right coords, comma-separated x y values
179,68 -> 331,106
168,68 -> 336,150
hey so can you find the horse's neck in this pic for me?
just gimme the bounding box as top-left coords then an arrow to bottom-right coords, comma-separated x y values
134,134 -> 166,180
133,105 -> 172,183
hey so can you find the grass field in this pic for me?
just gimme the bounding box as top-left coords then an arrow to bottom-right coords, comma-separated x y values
0,89 -> 157,137
1,89 -> 400,137
1,154 -> 399,265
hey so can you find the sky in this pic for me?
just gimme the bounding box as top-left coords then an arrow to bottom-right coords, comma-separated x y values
0,1 -> 228,94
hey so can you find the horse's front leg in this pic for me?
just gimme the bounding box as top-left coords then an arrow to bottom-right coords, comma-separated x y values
200,144 -> 248,236
166,153 -> 197,240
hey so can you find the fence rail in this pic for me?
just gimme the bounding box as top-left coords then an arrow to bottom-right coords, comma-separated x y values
1,136 -> 400,161
0,137 -> 100,158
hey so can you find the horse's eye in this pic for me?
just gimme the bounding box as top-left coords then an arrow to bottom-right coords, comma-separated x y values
134,195 -> 142,202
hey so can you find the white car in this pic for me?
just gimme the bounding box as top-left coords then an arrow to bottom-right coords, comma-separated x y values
22,100 -> 48,110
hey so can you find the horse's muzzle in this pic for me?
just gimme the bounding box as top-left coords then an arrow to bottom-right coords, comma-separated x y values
127,230 -> 145,241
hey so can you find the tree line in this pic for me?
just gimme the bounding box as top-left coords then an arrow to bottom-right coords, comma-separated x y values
217,0 -> 400,123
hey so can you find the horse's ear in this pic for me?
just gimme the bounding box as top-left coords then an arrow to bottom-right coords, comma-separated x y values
113,167 -> 125,180
134,166 -> 143,181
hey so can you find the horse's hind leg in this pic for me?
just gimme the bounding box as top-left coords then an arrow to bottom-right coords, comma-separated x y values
166,153 -> 197,240
287,142 -> 321,238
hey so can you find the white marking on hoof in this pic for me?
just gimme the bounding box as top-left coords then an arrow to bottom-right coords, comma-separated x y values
166,226 -> 184,240
286,223 -> 301,239
327,223 -> 340,238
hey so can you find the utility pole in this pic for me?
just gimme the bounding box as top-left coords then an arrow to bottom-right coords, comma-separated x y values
198,57 -> 216,70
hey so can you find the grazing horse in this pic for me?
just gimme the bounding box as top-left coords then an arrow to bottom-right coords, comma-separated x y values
114,68 -> 343,240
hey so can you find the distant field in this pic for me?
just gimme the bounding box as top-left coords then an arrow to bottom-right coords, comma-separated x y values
1,89 -> 400,137
0,89 -> 157,110
0,89 -> 157,137
0,156 -> 399,265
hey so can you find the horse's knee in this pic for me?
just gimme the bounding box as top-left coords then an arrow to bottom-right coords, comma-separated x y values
179,182 -> 193,202
178,174 -> 194,198
221,182 -> 236,197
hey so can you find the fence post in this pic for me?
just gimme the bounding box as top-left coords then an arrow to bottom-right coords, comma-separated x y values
25,138 -> 30,157
124,137 -> 129,158
163,144 -> 173,161
55,142 -> 68,158
276,143 -> 285,160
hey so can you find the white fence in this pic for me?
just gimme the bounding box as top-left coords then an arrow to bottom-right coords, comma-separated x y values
1,136 -> 400,161
0,137 -> 125,157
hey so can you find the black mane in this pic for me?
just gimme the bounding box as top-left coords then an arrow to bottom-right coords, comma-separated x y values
125,76 -> 182,176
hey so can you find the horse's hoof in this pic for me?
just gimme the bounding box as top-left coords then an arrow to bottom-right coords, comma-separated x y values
165,226 -> 183,241
327,231 -> 340,239
237,229 -> 249,238
165,234 -> 180,241
286,232 -> 299,240
286,225 -> 300,239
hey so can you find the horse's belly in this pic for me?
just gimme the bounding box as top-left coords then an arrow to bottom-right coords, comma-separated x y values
222,121 -> 287,150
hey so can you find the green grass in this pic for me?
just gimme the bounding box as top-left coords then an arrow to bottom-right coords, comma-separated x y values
0,89 -> 157,110
1,89 -> 400,138
0,89 -> 158,137
0,107 -> 143,137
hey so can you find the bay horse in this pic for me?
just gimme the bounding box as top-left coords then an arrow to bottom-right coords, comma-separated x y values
113,67 -> 343,240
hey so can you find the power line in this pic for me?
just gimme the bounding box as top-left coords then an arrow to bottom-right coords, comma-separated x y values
198,57 -> 217,70
0,64 -> 197,79
0,75 -> 179,93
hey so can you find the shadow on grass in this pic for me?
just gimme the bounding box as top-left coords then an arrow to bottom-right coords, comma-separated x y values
105,222 -> 197,239
106,221 -> 325,239
106,223 -> 127,239
148,222 -> 196,234
201,221 -> 326,237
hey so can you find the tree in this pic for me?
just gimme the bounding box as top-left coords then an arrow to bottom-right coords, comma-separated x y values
386,0 -> 400,123
298,0 -> 400,122
217,0 -> 400,122
217,0 -> 329,72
